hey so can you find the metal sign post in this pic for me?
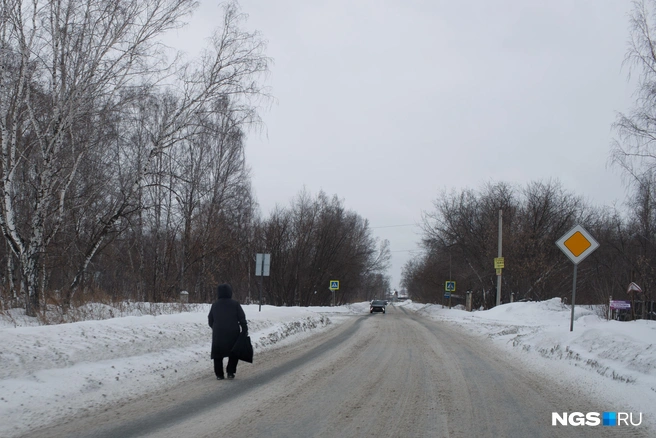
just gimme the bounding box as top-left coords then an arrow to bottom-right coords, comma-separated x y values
556,225 -> 599,331
330,280 -> 339,306
496,209 -> 503,306
627,282 -> 642,320
444,281 -> 455,309
570,263 -> 578,330
329,280 -> 339,306
255,253 -> 271,312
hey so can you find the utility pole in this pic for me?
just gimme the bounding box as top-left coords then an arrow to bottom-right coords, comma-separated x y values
496,209 -> 503,307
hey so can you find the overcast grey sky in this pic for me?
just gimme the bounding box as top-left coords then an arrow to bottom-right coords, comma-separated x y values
165,0 -> 634,290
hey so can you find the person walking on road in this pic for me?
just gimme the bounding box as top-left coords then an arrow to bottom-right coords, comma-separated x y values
208,283 -> 248,380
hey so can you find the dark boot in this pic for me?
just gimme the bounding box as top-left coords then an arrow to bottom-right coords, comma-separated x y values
214,358 -> 224,380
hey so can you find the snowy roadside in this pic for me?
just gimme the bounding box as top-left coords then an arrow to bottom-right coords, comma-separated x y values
401,298 -> 656,430
5,298 -> 654,436
0,303 -> 362,438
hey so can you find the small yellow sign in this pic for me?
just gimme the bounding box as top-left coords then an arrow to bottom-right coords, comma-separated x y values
494,257 -> 505,269
556,225 -> 600,265
496,268 -> 502,276
563,232 -> 591,257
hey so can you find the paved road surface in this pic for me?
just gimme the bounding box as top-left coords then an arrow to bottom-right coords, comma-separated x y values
25,305 -> 650,437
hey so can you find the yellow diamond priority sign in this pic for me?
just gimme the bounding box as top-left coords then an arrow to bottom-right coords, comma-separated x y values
556,225 -> 599,265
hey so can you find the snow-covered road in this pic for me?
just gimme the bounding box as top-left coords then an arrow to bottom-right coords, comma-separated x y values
1,299 -> 655,436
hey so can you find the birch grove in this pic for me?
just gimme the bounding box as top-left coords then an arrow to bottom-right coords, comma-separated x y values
0,0 -> 269,316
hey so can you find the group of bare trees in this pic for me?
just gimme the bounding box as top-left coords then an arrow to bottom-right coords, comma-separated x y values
403,0 -> 656,314
11,0 -> 656,317
401,180 -> 633,308
0,0 -> 270,315
255,191 -> 391,306
0,0 -> 390,316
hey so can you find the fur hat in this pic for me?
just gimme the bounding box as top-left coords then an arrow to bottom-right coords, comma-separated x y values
217,283 -> 233,299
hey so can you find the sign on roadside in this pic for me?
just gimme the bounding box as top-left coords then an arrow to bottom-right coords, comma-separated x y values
445,281 -> 456,292
627,282 -> 642,294
556,225 -> 599,265
556,225 -> 600,332
255,253 -> 271,276
329,280 -> 339,307
610,300 -> 631,310
255,253 -> 271,312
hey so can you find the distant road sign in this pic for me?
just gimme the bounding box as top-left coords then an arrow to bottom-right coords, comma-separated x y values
329,280 -> 339,290
445,281 -> 456,292
444,292 -> 451,298
627,282 -> 642,294
610,300 -> 631,310
255,253 -> 271,276
556,225 -> 599,265
556,224 -> 600,332
494,257 -> 505,269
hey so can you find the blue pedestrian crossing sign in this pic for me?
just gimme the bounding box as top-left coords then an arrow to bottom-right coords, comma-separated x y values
329,280 -> 339,290
445,281 -> 456,292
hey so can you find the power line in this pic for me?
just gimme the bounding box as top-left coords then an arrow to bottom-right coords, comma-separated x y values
371,223 -> 418,229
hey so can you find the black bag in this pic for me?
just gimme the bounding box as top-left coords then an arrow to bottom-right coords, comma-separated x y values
231,332 -> 253,363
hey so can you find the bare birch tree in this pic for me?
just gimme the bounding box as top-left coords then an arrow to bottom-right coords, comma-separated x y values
0,0 -> 270,315
0,0 -> 199,315
613,0 -> 656,188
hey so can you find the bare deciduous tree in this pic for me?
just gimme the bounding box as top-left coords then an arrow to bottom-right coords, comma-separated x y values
612,0 -> 656,188
0,0 -> 270,315
256,190 -> 390,306
410,180 -> 593,306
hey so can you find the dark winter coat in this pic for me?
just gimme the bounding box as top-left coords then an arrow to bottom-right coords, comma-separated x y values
208,284 -> 248,360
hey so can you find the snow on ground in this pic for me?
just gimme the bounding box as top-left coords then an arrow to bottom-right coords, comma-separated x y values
0,303 -> 351,438
400,298 -> 656,429
1,298 -> 655,436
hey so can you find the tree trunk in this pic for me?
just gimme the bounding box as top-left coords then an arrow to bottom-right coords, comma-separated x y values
21,253 -> 39,317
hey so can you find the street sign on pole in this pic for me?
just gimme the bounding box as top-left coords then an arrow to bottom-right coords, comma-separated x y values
627,282 -> 642,294
555,225 -> 599,265
610,300 -> 631,310
255,254 -> 270,276
556,225 -> 599,331
329,280 -> 339,307
255,253 -> 271,312
445,281 -> 456,292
